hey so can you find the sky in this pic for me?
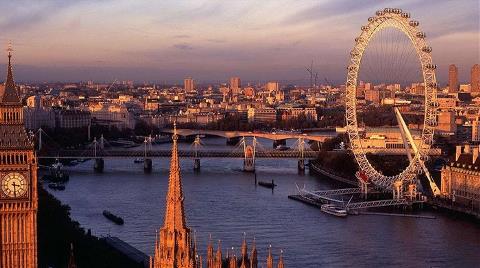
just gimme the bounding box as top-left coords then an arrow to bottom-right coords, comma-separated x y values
0,0 -> 478,85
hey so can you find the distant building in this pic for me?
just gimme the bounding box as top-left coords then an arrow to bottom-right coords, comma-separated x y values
437,96 -> 457,110
448,64 -> 458,93
243,87 -> 255,99
437,111 -> 457,134
184,77 -> 194,91
230,77 -> 241,92
278,107 -> 317,121
55,110 -> 91,129
441,145 -> 480,212
365,88 -> 380,104
472,117 -> 480,142
89,103 -> 135,130
266,81 -> 279,92
471,64 -> 480,94
23,95 -> 55,130
252,108 -> 277,124
459,84 -> 471,93
145,97 -> 162,111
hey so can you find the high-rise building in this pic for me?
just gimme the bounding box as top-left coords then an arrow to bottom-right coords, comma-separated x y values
184,77 -> 195,91
0,47 -> 38,268
230,77 -> 241,91
448,64 -> 458,93
471,64 -> 480,94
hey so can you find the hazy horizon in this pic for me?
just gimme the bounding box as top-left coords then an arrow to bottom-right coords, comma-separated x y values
0,0 -> 478,85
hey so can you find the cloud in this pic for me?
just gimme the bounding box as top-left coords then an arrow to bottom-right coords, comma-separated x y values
0,1 -> 82,32
206,39 -> 226,44
173,43 -> 194,50
282,0 -> 389,25
173,34 -> 191,39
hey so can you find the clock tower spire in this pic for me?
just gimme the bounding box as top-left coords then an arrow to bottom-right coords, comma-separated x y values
0,44 -> 38,268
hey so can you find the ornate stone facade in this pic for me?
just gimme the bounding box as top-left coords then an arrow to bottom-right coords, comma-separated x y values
441,145 -> 480,210
150,124 -> 285,268
0,47 -> 38,267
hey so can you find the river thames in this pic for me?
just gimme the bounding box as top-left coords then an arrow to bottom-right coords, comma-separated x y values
46,137 -> 480,267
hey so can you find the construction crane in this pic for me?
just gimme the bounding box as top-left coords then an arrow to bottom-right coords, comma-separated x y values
105,79 -> 118,93
306,60 -> 319,89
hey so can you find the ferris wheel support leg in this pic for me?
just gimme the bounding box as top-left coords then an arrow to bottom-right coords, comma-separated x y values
394,108 -> 440,197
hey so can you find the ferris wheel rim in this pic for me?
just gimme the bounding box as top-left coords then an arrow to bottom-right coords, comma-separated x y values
345,9 -> 438,189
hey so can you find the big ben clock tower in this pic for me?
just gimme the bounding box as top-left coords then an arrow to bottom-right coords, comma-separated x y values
0,44 -> 38,268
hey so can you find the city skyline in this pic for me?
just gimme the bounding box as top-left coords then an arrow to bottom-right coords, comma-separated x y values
0,0 -> 478,84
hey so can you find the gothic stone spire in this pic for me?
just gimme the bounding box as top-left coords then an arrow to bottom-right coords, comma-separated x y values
266,245 -> 274,268
1,43 -> 20,104
151,122 -> 196,268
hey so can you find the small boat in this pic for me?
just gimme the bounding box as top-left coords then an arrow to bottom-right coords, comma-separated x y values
320,204 -> 348,217
275,145 -> 290,151
103,210 -> 124,225
48,183 -> 66,191
134,158 -> 144,164
258,180 -> 277,189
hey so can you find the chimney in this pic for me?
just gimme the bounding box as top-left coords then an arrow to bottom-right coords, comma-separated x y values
473,146 -> 479,164
464,144 -> 471,154
455,145 -> 462,161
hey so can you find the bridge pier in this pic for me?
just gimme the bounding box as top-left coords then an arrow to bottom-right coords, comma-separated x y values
297,159 -> 305,172
94,158 -> 104,173
144,158 -> 152,173
244,158 -> 255,172
193,158 -> 200,171
226,137 -> 240,146
392,180 -> 404,200
273,139 -> 287,149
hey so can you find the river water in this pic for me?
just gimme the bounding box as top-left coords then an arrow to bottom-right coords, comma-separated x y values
46,137 -> 480,267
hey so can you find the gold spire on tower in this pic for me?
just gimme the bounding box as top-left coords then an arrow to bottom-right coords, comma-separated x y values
240,233 -> 248,268
215,240 -> 222,268
150,121 -> 196,268
266,245 -> 274,268
1,42 -> 20,104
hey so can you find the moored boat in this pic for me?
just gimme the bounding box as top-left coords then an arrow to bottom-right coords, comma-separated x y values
320,204 -> 348,217
103,210 -> 124,225
258,180 -> 277,189
134,158 -> 144,164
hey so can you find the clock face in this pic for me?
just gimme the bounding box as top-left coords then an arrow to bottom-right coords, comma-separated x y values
1,172 -> 28,198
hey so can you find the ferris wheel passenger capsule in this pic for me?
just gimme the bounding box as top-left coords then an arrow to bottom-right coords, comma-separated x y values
402,12 -> 411,18
430,101 -> 439,108
422,46 -> 432,53
376,10 -> 385,16
428,82 -> 438,88
425,64 -> 437,70
384,8 -> 391,13
368,17 -> 375,22
416,32 -> 426,38
361,26 -> 369,31
355,37 -> 364,43
409,20 -> 419,27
